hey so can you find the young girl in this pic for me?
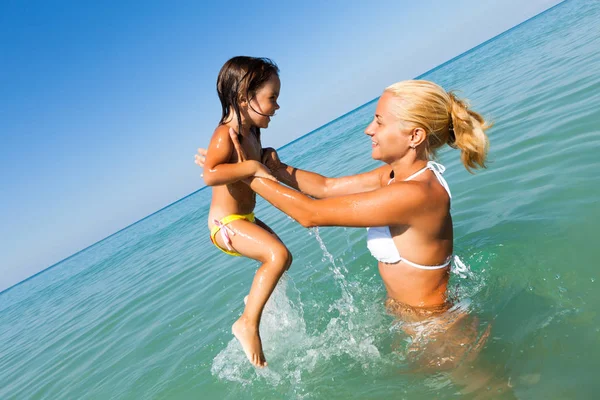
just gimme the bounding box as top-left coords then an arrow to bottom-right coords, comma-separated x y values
201,56 -> 292,368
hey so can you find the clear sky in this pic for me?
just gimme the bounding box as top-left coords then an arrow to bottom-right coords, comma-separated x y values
0,0 -> 562,292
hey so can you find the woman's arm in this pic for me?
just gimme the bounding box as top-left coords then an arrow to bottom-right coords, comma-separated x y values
270,157 -> 390,199
196,130 -> 390,194
247,176 -> 427,228
202,126 -> 264,186
253,132 -> 391,197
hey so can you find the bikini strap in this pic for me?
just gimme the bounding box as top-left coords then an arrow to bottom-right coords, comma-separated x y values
387,165 -> 427,185
399,256 -> 451,270
426,161 -> 452,199
390,162 -> 452,199
403,165 -> 429,182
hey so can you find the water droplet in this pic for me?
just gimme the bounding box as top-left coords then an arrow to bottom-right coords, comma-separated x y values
591,278 -> 595,283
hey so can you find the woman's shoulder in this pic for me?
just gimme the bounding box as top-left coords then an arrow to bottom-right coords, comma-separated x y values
388,179 -> 430,199
393,175 -> 450,210
384,177 -> 447,211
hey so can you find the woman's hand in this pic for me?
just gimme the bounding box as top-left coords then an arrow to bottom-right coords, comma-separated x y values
195,148 -> 208,177
261,147 -> 284,171
251,161 -> 278,182
195,128 -> 277,182
226,129 -> 278,183
195,128 -> 245,179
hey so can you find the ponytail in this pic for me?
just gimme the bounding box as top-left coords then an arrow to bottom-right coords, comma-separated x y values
448,92 -> 491,172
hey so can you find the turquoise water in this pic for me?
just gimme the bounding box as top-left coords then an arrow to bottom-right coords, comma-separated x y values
2,0 -> 600,398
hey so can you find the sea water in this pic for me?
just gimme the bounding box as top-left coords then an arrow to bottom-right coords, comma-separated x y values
2,0 -> 600,398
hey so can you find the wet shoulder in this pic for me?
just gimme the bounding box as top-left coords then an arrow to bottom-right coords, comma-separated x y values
388,178 -> 448,213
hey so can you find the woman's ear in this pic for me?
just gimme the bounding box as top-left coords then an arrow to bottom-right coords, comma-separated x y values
410,127 -> 427,147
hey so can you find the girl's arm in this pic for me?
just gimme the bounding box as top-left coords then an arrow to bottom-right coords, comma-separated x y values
247,176 -> 427,228
202,126 -> 263,186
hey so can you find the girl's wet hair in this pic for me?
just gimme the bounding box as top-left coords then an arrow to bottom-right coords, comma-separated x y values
217,56 -> 279,141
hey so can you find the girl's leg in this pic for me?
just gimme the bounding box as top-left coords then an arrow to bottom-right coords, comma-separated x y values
213,219 -> 292,367
255,217 -> 293,270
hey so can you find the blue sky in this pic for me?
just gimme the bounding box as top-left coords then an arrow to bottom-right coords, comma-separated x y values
0,0 -> 562,291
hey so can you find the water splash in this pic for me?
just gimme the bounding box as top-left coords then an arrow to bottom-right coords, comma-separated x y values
211,234 -> 390,390
211,234 -> 493,393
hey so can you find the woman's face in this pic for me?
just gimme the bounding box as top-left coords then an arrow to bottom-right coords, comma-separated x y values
364,91 -> 412,163
247,75 -> 281,129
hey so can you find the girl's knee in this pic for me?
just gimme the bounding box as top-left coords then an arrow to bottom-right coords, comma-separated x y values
271,244 -> 292,270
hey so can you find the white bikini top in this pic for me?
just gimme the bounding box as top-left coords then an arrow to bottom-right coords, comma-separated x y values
366,161 -> 468,275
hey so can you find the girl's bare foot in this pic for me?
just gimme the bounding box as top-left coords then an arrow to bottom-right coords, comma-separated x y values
232,316 -> 267,367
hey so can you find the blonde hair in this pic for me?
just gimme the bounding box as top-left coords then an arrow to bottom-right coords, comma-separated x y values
384,80 -> 491,172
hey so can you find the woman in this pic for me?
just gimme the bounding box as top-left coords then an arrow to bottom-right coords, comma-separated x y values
197,80 -> 494,373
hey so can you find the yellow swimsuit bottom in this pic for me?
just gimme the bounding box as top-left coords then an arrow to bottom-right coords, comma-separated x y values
209,212 -> 255,256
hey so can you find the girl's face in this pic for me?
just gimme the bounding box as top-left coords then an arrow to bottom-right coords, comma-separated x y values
247,75 -> 281,129
364,91 -> 413,163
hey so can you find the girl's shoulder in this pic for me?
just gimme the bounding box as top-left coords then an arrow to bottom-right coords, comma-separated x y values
213,123 -> 233,136
209,124 -> 237,147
